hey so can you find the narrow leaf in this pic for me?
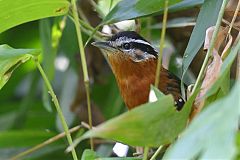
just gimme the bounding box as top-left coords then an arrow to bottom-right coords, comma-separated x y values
182,0 -> 223,76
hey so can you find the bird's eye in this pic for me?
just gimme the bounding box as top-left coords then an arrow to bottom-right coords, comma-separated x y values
122,43 -> 131,50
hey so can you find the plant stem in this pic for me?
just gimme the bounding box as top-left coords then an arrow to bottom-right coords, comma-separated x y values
11,125 -> 81,160
149,146 -> 163,160
227,0 -> 240,35
236,33 -> 240,80
35,60 -> 78,160
191,0 -> 229,94
154,0 -> 169,87
71,0 -> 93,150
143,147 -> 149,160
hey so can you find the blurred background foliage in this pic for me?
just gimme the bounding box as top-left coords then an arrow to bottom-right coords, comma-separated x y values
0,0 -> 239,159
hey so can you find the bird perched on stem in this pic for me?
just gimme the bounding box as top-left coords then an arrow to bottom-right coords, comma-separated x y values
92,31 -> 184,110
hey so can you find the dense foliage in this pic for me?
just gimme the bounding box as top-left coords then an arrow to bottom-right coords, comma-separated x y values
0,0 -> 239,159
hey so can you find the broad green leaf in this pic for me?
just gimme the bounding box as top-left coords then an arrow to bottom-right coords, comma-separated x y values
0,0 -> 69,33
102,0 -> 204,24
164,82 -> 240,159
0,130 -> 55,147
0,45 -> 40,90
182,0 -> 223,77
69,95 -> 191,149
102,0 -> 182,24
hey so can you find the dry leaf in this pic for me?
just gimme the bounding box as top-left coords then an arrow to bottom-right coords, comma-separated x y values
204,26 -> 228,51
194,50 -> 223,106
225,0 -> 240,17
190,26 -> 233,119
221,34 -> 233,60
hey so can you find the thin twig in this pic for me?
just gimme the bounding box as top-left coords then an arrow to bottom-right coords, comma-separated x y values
191,0 -> 229,94
10,125 -> 82,160
149,146 -> 163,160
35,59 -> 78,160
155,0 -> 169,87
222,19 -> 240,32
227,0 -> 240,35
81,121 -> 96,129
71,0 -> 94,150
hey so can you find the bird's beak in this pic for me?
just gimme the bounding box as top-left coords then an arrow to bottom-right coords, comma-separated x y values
91,41 -> 117,52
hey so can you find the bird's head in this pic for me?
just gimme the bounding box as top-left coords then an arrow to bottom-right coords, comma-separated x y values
92,31 -> 158,62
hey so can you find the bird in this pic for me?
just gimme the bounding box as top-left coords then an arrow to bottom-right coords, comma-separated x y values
92,31 -> 185,110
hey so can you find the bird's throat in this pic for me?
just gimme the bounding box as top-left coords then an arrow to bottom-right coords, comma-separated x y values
108,55 -> 157,109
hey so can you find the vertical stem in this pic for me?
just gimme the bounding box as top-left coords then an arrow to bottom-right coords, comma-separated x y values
143,147 -> 149,160
71,0 -> 93,150
154,0 -> 169,87
35,60 -> 78,160
191,0 -> 229,94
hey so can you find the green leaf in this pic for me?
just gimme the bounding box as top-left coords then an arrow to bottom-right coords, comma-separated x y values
81,149 -> 141,160
168,0 -> 203,12
151,17 -> 196,29
0,0 -> 69,33
0,130 -> 55,147
164,82 -> 240,159
69,95 -> 190,149
182,0 -> 223,76
102,0 -> 182,24
81,149 -> 98,160
150,85 -> 164,99
0,45 -> 40,90
102,0 -> 205,24
40,19 -> 54,112
98,0 -> 122,16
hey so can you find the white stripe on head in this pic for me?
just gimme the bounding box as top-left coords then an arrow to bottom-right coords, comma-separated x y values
113,37 -> 151,47
112,37 -> 158,54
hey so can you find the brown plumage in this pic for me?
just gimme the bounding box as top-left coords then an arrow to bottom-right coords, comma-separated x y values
108,53 -> 183,109
92,31 -> 185,110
